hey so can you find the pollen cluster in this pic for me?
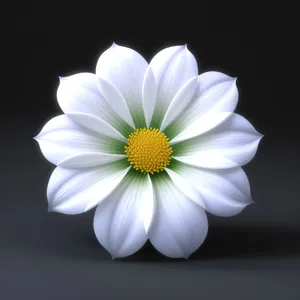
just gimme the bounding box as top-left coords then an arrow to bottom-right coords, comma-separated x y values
124,128 -> 173,174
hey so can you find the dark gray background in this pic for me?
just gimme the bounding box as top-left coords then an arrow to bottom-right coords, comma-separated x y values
1,31 -> 299,299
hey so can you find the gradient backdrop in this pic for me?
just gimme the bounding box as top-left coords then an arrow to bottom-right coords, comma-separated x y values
1,31 -> 299,299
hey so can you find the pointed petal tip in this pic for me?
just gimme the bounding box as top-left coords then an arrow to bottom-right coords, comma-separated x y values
181,44 -> 189,52
48,204 -> 60,213
33,133 -> 43,142
110,42 -> 119,49
244,196 -> 254,206
173,44 -> 188,52
183,43 -> 193,53
58,76 -> 66,82
111,253 -> 117,260
84,204 -> 94,213
249,199 -> 255,205
254,132 -> 264,141
109,249 -> 124,260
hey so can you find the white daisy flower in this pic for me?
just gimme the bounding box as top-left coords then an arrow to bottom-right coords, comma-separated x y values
34,43 -> 263,259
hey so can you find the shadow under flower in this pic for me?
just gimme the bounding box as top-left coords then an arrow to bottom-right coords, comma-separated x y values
26,222 -> 300,262
116,226 -> 300,262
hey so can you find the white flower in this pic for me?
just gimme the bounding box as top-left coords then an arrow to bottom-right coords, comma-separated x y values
34,43 -> 263,259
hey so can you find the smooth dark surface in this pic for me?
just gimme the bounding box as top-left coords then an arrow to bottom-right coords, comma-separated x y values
1,31 -> 299,299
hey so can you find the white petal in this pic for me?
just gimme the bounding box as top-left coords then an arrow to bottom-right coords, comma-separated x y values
148,172 -> 208,259
58,153 -> 126,168
165,168 -> 205,208
96,43 -> 148,127
57,73 -> 133,137
172,113 -> 263,168
142,67 -> 157,127
160,76 -> 198,132
34,115 -> 125,166
170,112 -> 232,144
184,71 -> 238,118
172,155 -> 238,169
163,72 -> 238,140
67,112 -> 126,142
97,78 -> 135,128
169,161 -> 252,217
47,160 -> 130,214
149,45 -> 198,128
93,171 -> 153,258
141,174 -> 155,235
192,71 -> 238,114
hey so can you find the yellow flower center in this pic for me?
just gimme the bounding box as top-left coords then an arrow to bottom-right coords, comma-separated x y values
124,128 -> 173,174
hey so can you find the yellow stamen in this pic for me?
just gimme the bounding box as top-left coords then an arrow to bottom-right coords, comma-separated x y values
124,127 -> 173,174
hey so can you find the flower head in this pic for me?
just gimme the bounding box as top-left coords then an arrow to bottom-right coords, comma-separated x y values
125,127 -> 173,174
35,43 -> 263,259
